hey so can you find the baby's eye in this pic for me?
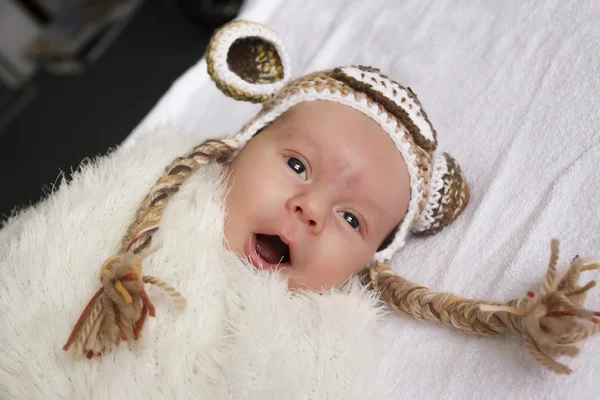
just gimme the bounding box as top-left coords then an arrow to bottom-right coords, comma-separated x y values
286,157 -> 307,180
338,211 -> 360,231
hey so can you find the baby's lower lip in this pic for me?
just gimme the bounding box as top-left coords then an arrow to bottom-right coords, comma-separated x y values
244,233 -> 288,272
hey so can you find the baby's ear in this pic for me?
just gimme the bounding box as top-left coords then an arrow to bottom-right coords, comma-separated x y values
411,152 -> 470,235
207,20 -> 291,104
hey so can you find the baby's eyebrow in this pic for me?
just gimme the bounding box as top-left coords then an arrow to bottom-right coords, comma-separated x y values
282,128 -> 320,157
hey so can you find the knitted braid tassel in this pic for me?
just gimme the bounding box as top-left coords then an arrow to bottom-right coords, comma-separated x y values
371,239 -> 600,374
63,137 -> 238,358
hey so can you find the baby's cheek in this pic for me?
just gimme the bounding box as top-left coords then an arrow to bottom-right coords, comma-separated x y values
324,246 -> 366,286
343,246 -> 373,275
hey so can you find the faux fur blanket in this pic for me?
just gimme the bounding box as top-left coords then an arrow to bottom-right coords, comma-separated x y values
0,129 -> 386,399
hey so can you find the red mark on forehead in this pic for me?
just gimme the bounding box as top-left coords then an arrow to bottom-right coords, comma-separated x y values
321,150 -> 363,191
340,168 -> 363,193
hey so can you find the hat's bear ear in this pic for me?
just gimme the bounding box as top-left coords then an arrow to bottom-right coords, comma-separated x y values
207,20 -> 292,104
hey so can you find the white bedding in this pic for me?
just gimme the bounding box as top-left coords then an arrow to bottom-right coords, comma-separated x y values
126,1 -> 600,398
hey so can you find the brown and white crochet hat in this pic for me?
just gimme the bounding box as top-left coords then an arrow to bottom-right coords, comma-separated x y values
207,20 -> 470,264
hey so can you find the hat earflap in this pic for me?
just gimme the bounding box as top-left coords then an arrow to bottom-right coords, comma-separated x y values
207,20 -> 292,103
412,152 -> 470,235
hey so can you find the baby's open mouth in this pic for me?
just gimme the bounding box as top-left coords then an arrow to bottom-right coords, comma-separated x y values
245,233 -> 291,271
255,234 -> 290,265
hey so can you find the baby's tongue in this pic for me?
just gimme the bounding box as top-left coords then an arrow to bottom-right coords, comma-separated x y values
255,234 -> 286,264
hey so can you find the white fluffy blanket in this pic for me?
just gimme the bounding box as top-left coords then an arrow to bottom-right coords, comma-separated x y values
0,129 -> 387,399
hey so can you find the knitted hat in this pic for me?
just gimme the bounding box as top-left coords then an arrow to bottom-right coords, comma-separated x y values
206,20 -> 470,264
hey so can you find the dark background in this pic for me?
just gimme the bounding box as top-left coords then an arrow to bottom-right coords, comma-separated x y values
0,1 -> 217,220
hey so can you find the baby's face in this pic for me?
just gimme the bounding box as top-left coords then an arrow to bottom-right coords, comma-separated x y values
224,101 -> 410,290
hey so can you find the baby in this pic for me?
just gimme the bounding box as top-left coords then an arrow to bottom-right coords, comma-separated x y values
63,20 -> 598,374
224,100 -> 412,290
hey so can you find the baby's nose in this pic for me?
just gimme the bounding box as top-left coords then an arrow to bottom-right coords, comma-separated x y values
293,203 -> 324,234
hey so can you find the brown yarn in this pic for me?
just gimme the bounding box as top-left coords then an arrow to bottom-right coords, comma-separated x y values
64,137 -> 238,358
227,38 -> 284,85
370,239 -> 600,374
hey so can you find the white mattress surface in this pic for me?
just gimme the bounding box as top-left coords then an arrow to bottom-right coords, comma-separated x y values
127,1 -> 600,398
